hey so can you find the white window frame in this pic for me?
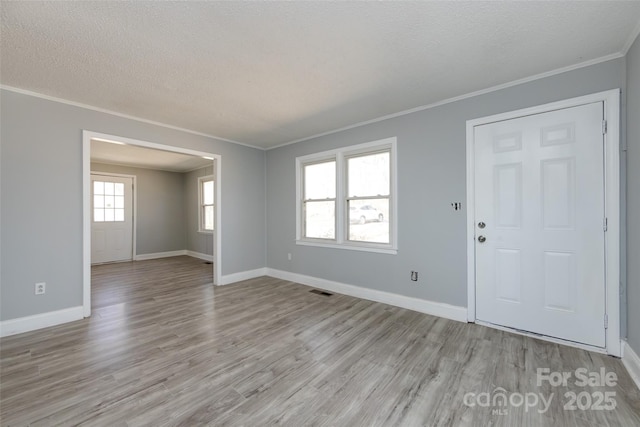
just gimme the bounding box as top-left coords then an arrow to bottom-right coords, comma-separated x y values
296,137 -> 397,254
198,175 -> 214,233
301,157 -> 337,241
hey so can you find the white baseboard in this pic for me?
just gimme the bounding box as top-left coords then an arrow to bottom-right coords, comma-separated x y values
186,250 -> 214,262
134,250 -> 187,261
219,268 -> 268,285
0,306 -> 84,338
622,340 -> 640,391
134,250 -> 214,262
265,268 -> 467,322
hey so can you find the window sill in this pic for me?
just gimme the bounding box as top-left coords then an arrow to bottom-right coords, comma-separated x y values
198,230 -> 214,235
296,239 -> 397,255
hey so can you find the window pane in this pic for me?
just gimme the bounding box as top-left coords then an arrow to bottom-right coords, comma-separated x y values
104,182 -> 115,196
348,152 -> 390,197
114,209 -> 124,222
94,195 -> 104,208
348,199 -> 389,243
94,181 -> 104,195
94,209 -> 104,222
114,195 -> 124,209
304,161 -> 336,200
304,201 -> 335,239
115,183 -> 125,196
204,205 -> 214,230
104,195 -> 115,208
104,209 -> 115,222
203,180 -> 214,205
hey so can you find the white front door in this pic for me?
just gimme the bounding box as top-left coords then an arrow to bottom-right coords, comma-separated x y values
91,174 -> 133,264
474,102 -> 606,348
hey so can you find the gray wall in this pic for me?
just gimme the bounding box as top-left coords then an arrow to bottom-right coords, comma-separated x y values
627,34 -> 640,353
0,54 -> 633,332
266,58 -> 626,309
185,165 -> 215,256
91,162 -> 186,256
0,89 -> 266,320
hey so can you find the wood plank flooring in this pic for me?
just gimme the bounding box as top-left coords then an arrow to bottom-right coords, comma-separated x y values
1,255 -> 639,426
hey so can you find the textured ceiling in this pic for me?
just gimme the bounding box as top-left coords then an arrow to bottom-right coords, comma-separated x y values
2,2 -> 640,149
91,139 -> 211,173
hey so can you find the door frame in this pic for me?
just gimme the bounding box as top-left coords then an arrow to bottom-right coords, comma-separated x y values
90,172 -> 137,263
82,130 -> 222,317
465,89 -> 621,356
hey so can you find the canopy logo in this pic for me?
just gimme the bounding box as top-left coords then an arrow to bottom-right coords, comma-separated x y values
463,368 -> 618,415
463,387 -> 553,415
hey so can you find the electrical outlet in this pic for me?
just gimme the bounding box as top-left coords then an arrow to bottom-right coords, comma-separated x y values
35,282 -> 46,295
287,253 -> 292,261
411,271 -> 418,281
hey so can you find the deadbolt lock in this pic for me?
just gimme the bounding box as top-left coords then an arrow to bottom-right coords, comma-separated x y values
478,221 -> 486,229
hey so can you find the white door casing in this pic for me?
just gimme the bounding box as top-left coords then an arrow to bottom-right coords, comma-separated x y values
91,174 -> 134,264
83,130 -> 222,318
466,89 -> 621,356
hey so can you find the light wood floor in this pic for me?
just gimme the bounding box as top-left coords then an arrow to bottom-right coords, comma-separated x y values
1,256 -> 639,426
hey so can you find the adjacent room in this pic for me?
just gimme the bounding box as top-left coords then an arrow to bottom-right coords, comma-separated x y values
89,138 -> 217,310
1,2 -> 640,426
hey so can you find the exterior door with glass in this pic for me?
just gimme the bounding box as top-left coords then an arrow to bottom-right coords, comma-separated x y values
91,174 -> 134,263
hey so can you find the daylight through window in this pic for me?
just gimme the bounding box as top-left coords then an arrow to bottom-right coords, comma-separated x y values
297,138 -> 396,253
199,176 -> 214,232
93,180 -> 125,222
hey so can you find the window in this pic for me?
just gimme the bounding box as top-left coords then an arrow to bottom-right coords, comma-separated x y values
346,150 -> 390,244
303,160 -> 336,239
198,176 -> 214,232
93,180 -> 125,222
296,137 -> 397,253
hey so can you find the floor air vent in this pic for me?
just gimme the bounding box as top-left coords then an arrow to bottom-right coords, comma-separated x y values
204,261 -> 213,265
310,289 -> 333,297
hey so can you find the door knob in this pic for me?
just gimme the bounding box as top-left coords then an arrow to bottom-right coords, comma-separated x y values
478,235 -> 486,243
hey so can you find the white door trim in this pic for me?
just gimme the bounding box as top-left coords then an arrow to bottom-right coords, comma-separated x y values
90,172 -> 137,263
82,131 -> 222,318
465,89 -> 621,356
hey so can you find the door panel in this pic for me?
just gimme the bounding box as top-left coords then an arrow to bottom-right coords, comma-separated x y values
91,175 -> 133,264
541,158 -> 575,229
543,251 -> 574,311
494,163 -> 522,228
495,248 -> 522,303
474,102 -> 605,348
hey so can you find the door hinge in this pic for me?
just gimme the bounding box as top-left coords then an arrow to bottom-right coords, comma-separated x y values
604,314 -> 608,329
603,217 -> 608,232
602,120 -> 608,135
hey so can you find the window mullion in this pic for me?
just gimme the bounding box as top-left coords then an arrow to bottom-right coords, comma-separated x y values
336,153 -> 345,244
346,195 -> 390,201
297,137 -> 396,251
303,197 -> 336,203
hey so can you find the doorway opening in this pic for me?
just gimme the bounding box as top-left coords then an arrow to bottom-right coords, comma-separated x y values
82,131 -> 222,317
